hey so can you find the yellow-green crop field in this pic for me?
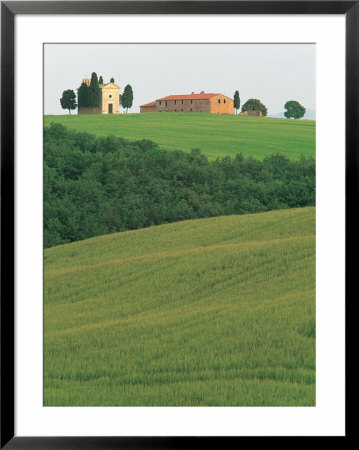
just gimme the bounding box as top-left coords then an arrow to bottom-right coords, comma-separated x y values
44,113 -> 315,160
44,207 -> 315,406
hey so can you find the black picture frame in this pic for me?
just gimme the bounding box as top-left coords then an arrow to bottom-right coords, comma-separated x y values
1,1 -> 354,447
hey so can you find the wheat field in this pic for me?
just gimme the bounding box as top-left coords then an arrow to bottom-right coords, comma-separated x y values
44,207 -> 315,406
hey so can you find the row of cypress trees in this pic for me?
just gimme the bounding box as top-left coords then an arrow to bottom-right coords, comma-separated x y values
77,72 -> 103,108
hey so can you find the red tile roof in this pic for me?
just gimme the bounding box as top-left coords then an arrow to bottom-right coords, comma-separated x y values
141,101 -> 157,107
157,93 -> 220,101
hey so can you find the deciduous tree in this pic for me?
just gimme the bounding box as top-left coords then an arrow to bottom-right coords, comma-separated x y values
284,100 -> 306,119
60,89 -> 77,114
241,98 -> 268,116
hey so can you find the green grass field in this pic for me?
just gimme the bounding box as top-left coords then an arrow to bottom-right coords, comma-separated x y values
44,207 -> 315,406
44,113 -> 315,160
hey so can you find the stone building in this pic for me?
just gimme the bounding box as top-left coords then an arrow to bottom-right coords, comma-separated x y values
140,101 -> 157,113
239,110 -> 263,117
140,92 -> 234,114
78,78 -> 121,114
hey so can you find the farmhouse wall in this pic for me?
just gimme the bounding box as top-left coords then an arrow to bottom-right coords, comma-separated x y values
140,105 -> 157,113
156,98 -> 212,113
209,95 -> 234,114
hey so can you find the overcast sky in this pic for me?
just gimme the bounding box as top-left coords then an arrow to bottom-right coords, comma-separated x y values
44,43 -> 315,115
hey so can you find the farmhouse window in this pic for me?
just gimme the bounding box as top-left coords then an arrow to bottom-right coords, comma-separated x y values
175,100 -> 177,105
109,95 -> 112,98
159,101 -> 162,105
166,101 -> 168,107
182,100 -> 184,104
224,99 -> 226,103
218,99 -> 221,103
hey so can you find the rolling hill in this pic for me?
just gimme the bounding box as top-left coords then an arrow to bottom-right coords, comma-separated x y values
44,207 -> 316,406
44,113 -> 315,160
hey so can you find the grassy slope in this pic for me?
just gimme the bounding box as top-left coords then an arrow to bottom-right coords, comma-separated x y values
44,207 -> 315,406
44,113 -> 315,160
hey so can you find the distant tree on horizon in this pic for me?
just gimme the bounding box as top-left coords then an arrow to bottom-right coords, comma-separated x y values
99,76 -> 104,84
110,77 -> 115,83
284,100 -> 306,119
234,91 -> 240,115
60,89 -> 77,114
121,84 -> 134,114
241,98 -> 268,117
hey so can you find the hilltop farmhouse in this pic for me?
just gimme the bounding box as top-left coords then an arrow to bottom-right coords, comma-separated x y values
141,92 -> 234,114
78,78 -> 121,115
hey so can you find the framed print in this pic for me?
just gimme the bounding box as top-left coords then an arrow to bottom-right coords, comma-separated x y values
1,1 -> 354,447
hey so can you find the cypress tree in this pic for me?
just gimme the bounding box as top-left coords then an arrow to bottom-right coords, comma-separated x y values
77,82 -> 91,107
234,91 -> 240,115
121,84 -> 134,114
99,76 -> 103,84
89,72 -> 101,107
110,77 -> 115,83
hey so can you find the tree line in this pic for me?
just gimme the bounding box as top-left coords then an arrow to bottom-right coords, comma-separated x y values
60,76 -> 304,118
233,91 -> 306,119
44,123 -> 315,248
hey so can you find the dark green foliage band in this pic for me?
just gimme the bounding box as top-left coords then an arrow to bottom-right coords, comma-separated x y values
44,124 -> 315,248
